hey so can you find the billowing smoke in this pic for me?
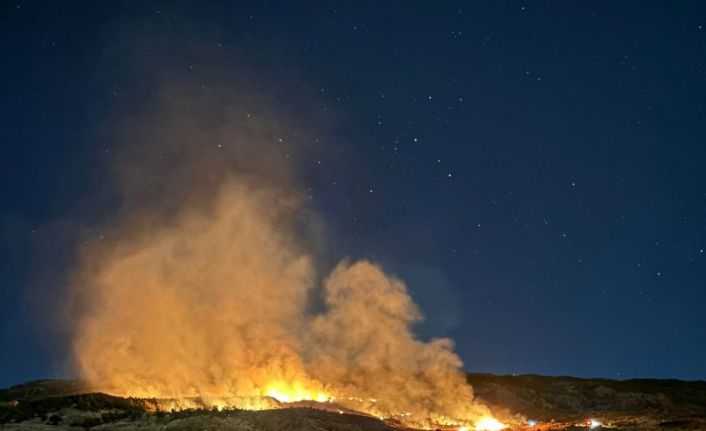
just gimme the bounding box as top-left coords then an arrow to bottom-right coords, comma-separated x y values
69,75 -> 491,429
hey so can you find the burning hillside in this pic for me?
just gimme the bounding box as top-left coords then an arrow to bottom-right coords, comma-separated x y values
64,80 -> 497,430
3,376 -> 705,430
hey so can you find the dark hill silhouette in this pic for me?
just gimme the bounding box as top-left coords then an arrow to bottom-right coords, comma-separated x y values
1,374 -> 705,430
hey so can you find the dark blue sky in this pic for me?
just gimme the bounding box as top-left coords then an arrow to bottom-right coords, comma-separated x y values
2,1 -> 706,387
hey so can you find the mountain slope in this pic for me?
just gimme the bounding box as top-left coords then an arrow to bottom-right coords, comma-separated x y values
2,375 -> 706,430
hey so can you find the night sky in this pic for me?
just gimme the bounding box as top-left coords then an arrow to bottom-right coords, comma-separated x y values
2,1 -> 706,388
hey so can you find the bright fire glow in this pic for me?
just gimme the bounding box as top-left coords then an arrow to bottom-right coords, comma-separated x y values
589,419 -> 602,429
264,381 -> 331,403
474,417 -> 506,431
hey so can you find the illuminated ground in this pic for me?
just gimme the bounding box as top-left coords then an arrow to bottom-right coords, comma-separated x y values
2,375 -> 706,430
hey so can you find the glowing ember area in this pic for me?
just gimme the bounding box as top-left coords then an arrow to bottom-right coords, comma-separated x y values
473,417 -> 507,431
587,419 -> 602,429
264,381 -> 331,403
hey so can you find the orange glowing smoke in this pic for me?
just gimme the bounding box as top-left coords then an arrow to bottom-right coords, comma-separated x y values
67,77 -> 493,429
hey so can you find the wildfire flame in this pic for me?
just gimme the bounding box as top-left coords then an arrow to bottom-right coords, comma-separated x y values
264,381 -> 331,403
474,417 -> 507,431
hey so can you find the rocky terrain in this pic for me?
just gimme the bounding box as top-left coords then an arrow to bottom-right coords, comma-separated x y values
1,375 -> 705,430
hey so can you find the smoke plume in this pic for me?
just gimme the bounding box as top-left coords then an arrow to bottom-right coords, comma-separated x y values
69,74 -> 491,429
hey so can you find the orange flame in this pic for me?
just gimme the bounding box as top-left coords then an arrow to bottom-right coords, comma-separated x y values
264,380 -> 331,403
